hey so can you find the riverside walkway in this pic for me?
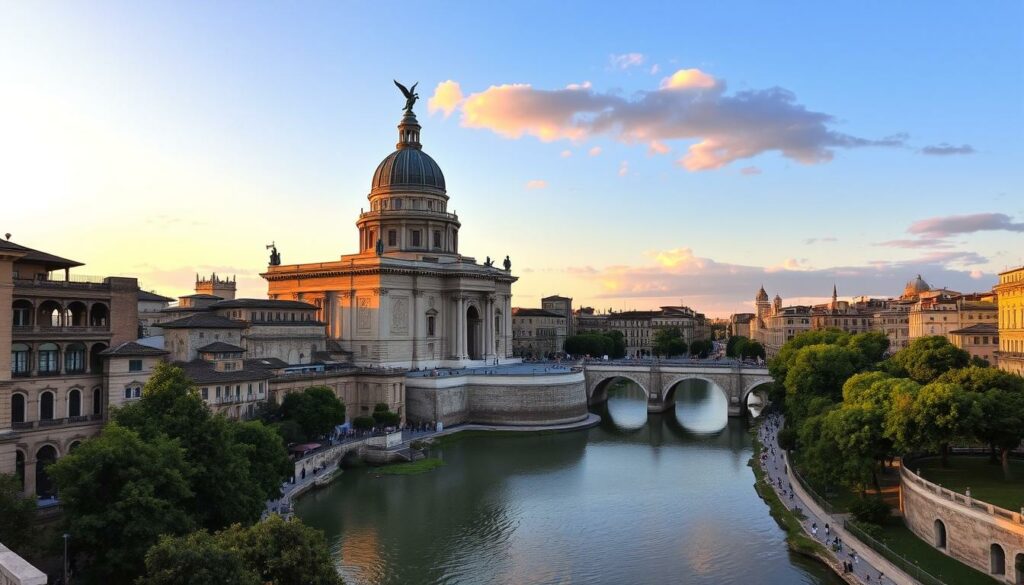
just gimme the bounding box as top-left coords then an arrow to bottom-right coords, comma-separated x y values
759,414 -> 918,585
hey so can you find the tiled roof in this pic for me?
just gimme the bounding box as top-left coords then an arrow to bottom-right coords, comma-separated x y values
180,294 -> 223,300
948,323 -> 999,335
99,341 -> 170,357
175,360 -> 272,384
158,313 -> 247,329
197,341 -> 246,353
211,298 -> 316,310
0,239 -> 83,269
244,357 -> 289,370
138,290 -> 175,302
512,308 -> 565,318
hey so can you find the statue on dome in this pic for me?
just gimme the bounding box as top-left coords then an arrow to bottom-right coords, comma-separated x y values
503,255 -> 511,271
484,256 -> 493,267
375,237 -> 384,256
267,242 -> 281,266
393,80 -> 419,114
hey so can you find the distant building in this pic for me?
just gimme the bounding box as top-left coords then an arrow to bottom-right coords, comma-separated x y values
750,287 -> 811,357
947,323 -> 999,365
137,289 -> 174,337
729,313 -> 754,338
512,308 -> 567,358
908,290 -> 997,342
994,266 -> 1024,375
541,295 -> 574,337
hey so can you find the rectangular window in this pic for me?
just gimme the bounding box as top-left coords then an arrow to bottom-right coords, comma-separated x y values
11,349 -> 29,373
411,230 -> 421,247
216,386 -> 222,398
248,383 -> 253,396
201,387 -> 209,400
12,308 -> 28,326
433,230 -> 441,248
129,359 -> 142,372
388,230 -> 397,246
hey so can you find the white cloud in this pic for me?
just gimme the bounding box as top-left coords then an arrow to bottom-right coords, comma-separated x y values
525,179 -> 548,190
618,160 -> 629,176
609,53 -> 645,70
560,149 -> 573,158
427,80 -> 464,117
588,146 -> 602,156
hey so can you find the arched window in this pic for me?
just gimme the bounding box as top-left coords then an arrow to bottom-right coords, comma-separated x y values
934,519 -> 946,549
992,543 -> 1006,575
15,450 -> 25,491
11,343 -> 29,375
89,303 -> 109,327
92,387 -> 102,415
38,343 -> 59,374
35,445 -> 58,497
39,391 -> 55,420
65,343 -> 86,373
11,393 -> 26,424
68,389 -> 81,418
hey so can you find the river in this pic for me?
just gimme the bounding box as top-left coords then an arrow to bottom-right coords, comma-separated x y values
295,379 -> 843,585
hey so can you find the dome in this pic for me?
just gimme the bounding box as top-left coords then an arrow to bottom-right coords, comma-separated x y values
756,286 -> 769,301
902,274 -> 930,298
371,148 -> 446,193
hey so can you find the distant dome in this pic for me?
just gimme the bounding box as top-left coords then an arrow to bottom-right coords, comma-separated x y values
371,148 -> 446,193
902,274 -> 931,298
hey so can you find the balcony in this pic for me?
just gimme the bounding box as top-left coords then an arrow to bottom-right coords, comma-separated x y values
13,416 -> 102,431
13,325 -> 110,337
13,274 -> 112,290
358,209 -> 460,222
12,421 -> 34,430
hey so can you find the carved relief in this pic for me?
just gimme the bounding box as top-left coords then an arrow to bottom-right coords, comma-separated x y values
391,297 -> 409,334
357,297 -> 371,330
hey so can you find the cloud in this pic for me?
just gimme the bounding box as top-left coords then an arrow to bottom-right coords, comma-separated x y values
525,179 -> 548,190
428,80 -> 464,117
740,166 -> 762,176
566,81 -> 592,90
647,140 -> 670,155
609,53 -> 645,70
557,246 -> 993,316
447,69 -> 904,171
908,213 -> 1024,237
560,149 -> 572,158
588,146 -> 602,156
618,160 -> 629,177
874,238 -> 955,249
649,64 -> 660,75
921,143 -> 975,156
803,237 -> 838,244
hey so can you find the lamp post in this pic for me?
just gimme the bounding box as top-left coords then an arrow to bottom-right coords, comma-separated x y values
62,532 -> 70,584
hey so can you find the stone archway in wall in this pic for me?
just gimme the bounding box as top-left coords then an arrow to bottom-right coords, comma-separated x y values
466,305 -> 482,360
741,380 -> 774,415
589,375 -> 649,404
662,375 -> 731,407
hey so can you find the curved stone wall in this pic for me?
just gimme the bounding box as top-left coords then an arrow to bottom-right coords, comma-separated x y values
405,371 -> 588,427
900,460 -> 1024,582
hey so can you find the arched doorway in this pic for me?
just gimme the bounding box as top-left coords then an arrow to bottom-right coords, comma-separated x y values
466,305 -> 481,360
35,445 -> 58,498
92,387 -> 102,416
89,303 -> 109,327
934,519 -> 946,549
1014,552 -> 1023,585
68,389 -> 82,418
89,342 -> 108,373
39,391 -> 55,421
991,543 -> 1006,575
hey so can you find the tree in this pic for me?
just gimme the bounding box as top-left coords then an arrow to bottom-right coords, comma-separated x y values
653,327 -> 688,357
49,424 -> 195,585
280,386 -> 347,441
845,331 -> 890,369
0,473 -> 35,555
689,339 -> 712,358
886,336 -> 970,384
886,381 -> 977,467
564,333 -> 612,357
769,329 -> 850,384
738,339 -> 765,361
940,367 -> 1024,478
142,530 -> 259,585
604,330 -> 627,359
141,516 -> 343,585
784,344 -> 860,423
230,420 -> 293,500
219,515 -> 344,585
372,403 -> 400,427
115,362 -> 276,530
725,335 -> 747,358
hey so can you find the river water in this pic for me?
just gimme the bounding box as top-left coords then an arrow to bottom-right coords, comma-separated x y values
295,379 -> 842,585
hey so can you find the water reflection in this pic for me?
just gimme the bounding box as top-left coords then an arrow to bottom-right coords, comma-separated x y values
604,378 -> 648,430
671,379 -> 728,434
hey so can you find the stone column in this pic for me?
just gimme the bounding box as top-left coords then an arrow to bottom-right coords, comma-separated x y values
326,291 -> 338,339
485,295 -> 496,361
346,291 -> 356,352
412,290 -> 421,365
505,295 -> 513,358
456,296 -> 465,359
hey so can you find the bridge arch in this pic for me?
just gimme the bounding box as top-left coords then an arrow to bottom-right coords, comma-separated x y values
587,374 -> 649,404
740,378 -> 774,407
661,375 -> 730,406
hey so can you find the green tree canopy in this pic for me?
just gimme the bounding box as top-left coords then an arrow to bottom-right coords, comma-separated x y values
230,420 -> 293,500
49,423 -> 195,585
565,333 -> 613,357
280,386 -> 347,441
784,344 -> 860,422
886,336 -> 970,384
0,473 -> 36,556
142,530 -> 259,585
725,335 -> 747,358
652,327 -> 688,357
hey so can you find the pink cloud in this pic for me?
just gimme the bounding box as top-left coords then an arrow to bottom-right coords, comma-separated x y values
908,213 -> 1024,237
427,80 -> 464,117
525,179 -> 548,190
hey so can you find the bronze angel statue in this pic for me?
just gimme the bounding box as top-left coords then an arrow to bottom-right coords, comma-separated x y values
394,80 -> 419,114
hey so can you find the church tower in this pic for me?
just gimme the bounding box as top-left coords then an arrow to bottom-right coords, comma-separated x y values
195,273 -> 236,300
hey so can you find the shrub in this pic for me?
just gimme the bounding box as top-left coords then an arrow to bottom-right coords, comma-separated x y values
352,416 -> 375,430
850,496 -> 890,525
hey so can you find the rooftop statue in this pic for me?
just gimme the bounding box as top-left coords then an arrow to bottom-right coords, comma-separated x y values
393,80 -> 419,114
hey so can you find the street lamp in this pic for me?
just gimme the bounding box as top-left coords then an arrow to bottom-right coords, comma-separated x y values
62,532 -> 70,584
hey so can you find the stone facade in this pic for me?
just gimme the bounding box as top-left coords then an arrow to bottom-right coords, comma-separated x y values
900,461 -> 1024,582
405,371 -> 588,427
512,308 -> 567,358
995,266 -> 1024,376
269,369 -> 406,423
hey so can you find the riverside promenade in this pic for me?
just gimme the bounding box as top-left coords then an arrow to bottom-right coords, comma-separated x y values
758,414 -> 919,585
265,412 -> 601,518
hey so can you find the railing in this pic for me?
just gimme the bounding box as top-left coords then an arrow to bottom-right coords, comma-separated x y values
14,275 -> 112,289
358,209 -> 459,221
38,418 -> 64,427
12,421 -> 34,430
14,325 -> 110,334
788,461 -> 838,515
843,520 -> 950,585
901,460 -> 1024,524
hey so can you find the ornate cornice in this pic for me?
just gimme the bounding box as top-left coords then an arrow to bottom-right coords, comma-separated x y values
261,264 -> 518,284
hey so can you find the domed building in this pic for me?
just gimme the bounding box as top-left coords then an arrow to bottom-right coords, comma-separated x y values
901,274 -> 931,300
262,99 -> 517,368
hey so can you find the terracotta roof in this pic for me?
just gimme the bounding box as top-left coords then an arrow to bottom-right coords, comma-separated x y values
99,341 -> 170,357
211,298 -> 316,310
138,290 -> 175,302
0,239 -> 83,269
245,357 -> 289,370
197,341 -> 246,353
158,313 -> 247,329
512,308 -> 565,318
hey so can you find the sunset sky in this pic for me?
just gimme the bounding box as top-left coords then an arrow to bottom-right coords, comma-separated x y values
2,2 -> 1022,317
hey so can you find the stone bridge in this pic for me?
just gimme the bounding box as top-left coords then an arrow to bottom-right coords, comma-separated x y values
582,361 -> 773,417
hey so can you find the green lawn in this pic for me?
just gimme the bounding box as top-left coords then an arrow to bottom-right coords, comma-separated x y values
915,456 -> 1024,511
869,521 -> 997,585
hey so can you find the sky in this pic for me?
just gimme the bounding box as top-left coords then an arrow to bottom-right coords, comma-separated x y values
1,2 -> 1022,317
